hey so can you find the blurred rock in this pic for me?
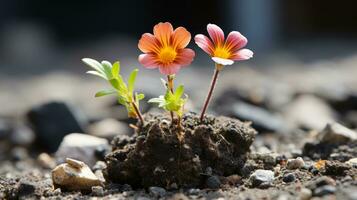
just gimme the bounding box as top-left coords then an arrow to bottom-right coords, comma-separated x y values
299,188 -> 312,200
221,101 -> 286,133
37,153 -> 56,169
314,185 -> 336,196
205,176 -> 221,189
345,158 -> 357,167
91,186 -> 104,196
88,118 -> 130,140
9,123 -> 35,146
318,123 -> 357,144
17,180 -> 36,197
283,95 -> 335,131
282,173 -> 295,183
52,158 -> 102,191
11,147 -> 29,161
287,157 -> 305,170
249,169 -> 274,187
149,186 -> 166,198
0,119 -> 11,140
56,133 -> 109,167
27,101 -> 88,152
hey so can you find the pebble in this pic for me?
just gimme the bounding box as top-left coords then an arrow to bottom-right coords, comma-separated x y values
17,180 -> 36,197
88,118 -> 130,140
319,122 -> 357,144
249,169 -> 275,187
92,161 -> 107,171
91,186 -> 104,196
314,185 -> 336,196
56,133 -> 109,167
52,158 -> 103,191
299,188 -> 312,200
37,153 -> 56,169
27,101 -> 87,152
149,186 -> 166,198
187,188 -> 200,195
345,158 -> 357,167
282,173 -> 295,183
287,157 -> 305,169
169,193 -> 189,200
205,176 -> 221,189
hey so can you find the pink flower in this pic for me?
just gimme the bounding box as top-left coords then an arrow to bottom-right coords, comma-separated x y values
194,24 -> 253,66
138,22 -> 195,75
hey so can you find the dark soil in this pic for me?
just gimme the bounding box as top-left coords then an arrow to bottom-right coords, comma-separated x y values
104,112 -> 256,188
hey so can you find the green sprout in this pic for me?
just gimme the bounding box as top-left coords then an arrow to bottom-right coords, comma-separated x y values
82,58 -> 145,124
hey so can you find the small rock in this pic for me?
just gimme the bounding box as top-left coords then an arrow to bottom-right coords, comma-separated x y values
169,193 -> 189,200
11,147 -> 28,161
282,173 -> 295,183
17,180 -> 36,197
92,161 -> 107,171
10,123 -> 35,146
205,176 -> 221,189
52,158 -> 103,191
149,186 -> 166,198
88,118 -> 130,140
319,123 -> 357,144
249,169 -> 274,187
37,153 -> 56,169
300,188 -> 312,200
287,157 -> 305,169
187,188 -> 200,195
205,167 -> 213,175
324,160 -> 350,176
314,185 -> 336,196
345,158 -> 357,167
56,133 -> 109,167
91,186 -> 104,196
306,176 -> 335,190
27,101 -> 87,152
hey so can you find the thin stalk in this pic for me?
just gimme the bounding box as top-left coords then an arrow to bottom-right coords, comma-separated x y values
167,75 -> 175,121
131,101 -> 144,125
200,64 -> 222,122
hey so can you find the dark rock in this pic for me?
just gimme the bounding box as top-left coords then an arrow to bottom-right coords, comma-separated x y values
105,112 -> 256,188
318,123 -> 357,144
17,180 -> 35,197
149,186 -> 166,198
27,101 -> 88,152
205,176 -> 221,189
0,119 -> 11,139
314,185 -> 336,196
324,160 -> 350,176
282,173 -> 295,183
95,144 -> 111,161
306,176 -> 336,190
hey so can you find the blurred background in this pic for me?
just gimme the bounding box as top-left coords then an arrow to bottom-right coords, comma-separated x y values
1,0 -> 357,153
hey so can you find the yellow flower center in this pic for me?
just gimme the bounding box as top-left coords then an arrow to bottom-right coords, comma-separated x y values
159,46 -> 177,64
213,47 -> 231,59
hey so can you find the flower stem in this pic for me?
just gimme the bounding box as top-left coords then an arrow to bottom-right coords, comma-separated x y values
200,64 -> 222,122
167,75 -> 175,121
131,101 -> 144,125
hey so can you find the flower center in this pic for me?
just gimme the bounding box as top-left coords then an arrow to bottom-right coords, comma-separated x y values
159,46 -> 177,64
213,47 -> 231,59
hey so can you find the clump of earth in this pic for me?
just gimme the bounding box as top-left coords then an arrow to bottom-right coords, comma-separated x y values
104,112 -> 256,188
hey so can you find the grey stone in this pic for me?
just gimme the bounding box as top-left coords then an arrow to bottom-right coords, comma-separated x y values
314,185 -> 336,196
149,186 -> 166,198
300,188 -> 312,200
249,169 -> 274,187
91,186 -> 104,196
319,123 -> 357,144
287,157 -> 305,169
205,176 -> 221,189
282,173 -> 295,183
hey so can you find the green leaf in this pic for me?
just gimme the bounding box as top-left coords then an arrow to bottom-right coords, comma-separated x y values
128,69 -> 138,93
117,95 -> 128,105
174,85 -> 184,98
112,61 -> 120,78
136,93 -> 145,101
101,61 -> 113,79
109,78 -> 120,90
82,58 -> 105,74
86,71 -> 107,80
95,89 -> 116,97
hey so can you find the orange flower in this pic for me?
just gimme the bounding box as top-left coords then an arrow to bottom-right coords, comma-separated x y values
138,22 -> 195,75
195,24 -> 253,66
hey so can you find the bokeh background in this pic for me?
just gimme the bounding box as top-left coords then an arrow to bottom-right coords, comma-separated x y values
1,0 -> 357,134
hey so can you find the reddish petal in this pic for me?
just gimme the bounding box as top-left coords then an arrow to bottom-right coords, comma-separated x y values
159,64 -> 181,75
212,57 -> 234,65
138,33 -> 161,54
207,24 -> 225,46
230,49 -> 254,61
225,31 -> 248,52
175,48 -> 195,66
171,27 -> 191,49
154,22 -> 174,46
138,54 -> 159,69
194,34 -> 214,55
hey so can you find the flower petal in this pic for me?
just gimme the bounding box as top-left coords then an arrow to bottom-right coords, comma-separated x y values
207,24 -> 225,46
171,27 -> 191,49
154,22 -> 174,46
159,64 -> 181,75
230,49 -> 254,61
138,54 -> 159,69
175,48 -> 195,66
225,31 -> 248,52
138,33 -> 161,54
212,57 -> 234,65
194,34 -> 214,55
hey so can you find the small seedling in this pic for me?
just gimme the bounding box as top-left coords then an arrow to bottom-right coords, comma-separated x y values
82,58 -> 145,124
